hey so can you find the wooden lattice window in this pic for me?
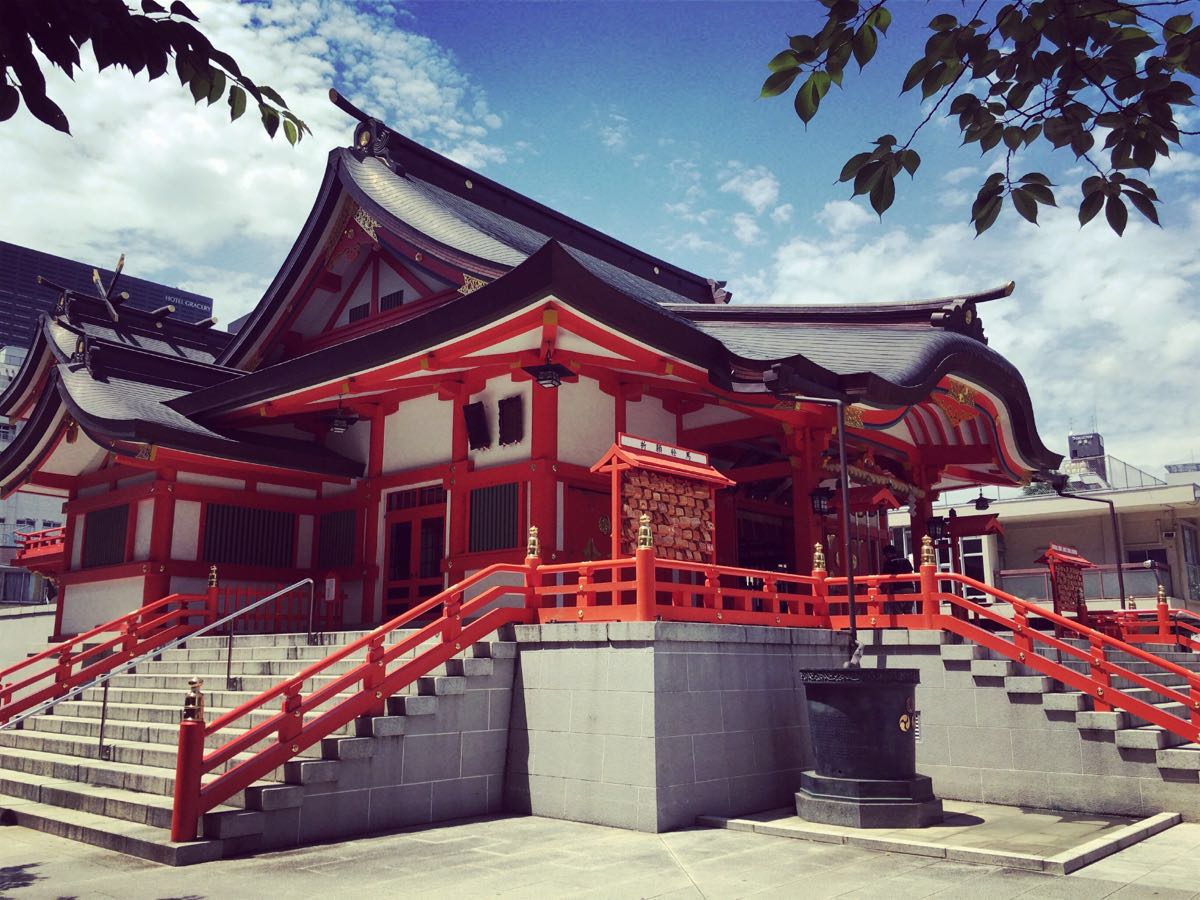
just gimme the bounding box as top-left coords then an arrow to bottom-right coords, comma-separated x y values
203,504 -> 296,569
317,509 -> 356,569
82,505 -> 129,568
468,483 -> 519,553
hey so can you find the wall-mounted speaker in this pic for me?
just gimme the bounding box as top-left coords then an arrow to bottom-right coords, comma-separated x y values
498,396 -> 524,446
463,401 -> 490,451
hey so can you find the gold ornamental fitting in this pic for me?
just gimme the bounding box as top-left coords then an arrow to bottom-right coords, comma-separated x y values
526,525 -> 540,559
207,565 -> 218,588
637,514 -> 653,550
182,676 -> 205,722
812,543 -> 826,571
1158,584 -> 1168,605
921,535 -> 935,566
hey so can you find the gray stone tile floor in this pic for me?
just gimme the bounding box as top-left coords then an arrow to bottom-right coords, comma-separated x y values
3,813 -> 1200,899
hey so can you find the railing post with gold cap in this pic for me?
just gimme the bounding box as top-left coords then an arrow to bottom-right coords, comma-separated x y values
919,536 -> 938,625
524,526 -> 541,610
206,565 -> 219,624
1157,584 -> 1171,643
170,677 -> 206,842
635,514 -> 656,621
811,543 -> 828,621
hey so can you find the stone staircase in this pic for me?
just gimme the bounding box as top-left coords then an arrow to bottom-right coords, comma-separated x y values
861,630 -> 1200,819
0,629 -> 517,864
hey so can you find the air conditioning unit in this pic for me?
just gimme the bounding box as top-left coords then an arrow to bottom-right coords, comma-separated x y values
1162,530 -> 1177,541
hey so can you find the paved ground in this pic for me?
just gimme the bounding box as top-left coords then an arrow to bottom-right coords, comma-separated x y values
3,814 -> 1200,899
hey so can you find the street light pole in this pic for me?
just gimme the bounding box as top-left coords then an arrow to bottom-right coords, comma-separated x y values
1053,481 -> 1127,607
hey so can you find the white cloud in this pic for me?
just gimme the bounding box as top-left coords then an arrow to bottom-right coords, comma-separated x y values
815,201 -> 874,234
598,113 -> 631,152
0,0 -> 507,321
730,213 -> 763,245
732,197 -> 1200,466
770,204 -> 794,224
943,166 -> 978,185
719,162 -> 780,215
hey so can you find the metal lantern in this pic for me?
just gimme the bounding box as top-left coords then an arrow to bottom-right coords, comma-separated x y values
810,486 -> 835,516
925,515 -> 947,541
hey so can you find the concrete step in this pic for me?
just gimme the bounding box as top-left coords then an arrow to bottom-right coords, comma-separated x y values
184,631 -> 376,649
0,793 -> 224,866
1115,725 -> 1193,750
1157,743 -> 1200,771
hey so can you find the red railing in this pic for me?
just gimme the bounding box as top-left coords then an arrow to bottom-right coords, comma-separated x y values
214,583 -> 342,634
0,586 -> 216,725
169,535 -> 1200,841
171,557 -> 542,841
12,526 -> 67,569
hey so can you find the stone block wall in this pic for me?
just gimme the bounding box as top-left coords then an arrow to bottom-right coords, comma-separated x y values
504,621 -> 850,832
620,471 -> 714,561
860,631 -> 1200,821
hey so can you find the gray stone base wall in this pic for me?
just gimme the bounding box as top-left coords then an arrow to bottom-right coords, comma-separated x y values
860,630 -> 1200,821
504,622 -> 850,832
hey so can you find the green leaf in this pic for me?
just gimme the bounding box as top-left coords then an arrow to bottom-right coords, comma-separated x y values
761,67 -> 801,98
1002,126 -> 1024,150
0,84 -> 18,122
1022,184 -> 1056,206
228,84 -> 246,121
258,85 -> 288,108
1164,15 -> 1192,37
901,57 -> 931,93
789,34 -> 818,61
207,69 -> 225,105
874,133 -> 897,146
972,195 -> 1002,234
189,73 -> 209,103
869,170 -> 895,215
260,103 -> 279,139
1011,187 -> 1038,224
141,0 -> 166,12
852,160 -> 885,196
1104,194 -> 1128,235
794,76 -> 821,123
852,25 -> 878,68
768,50 -> 800,72
283,118 -> 298,146
871,5 -> 892,34
811,70 -> 832,99
838,152 -> 873,182
1123,189 -> 1160,225
929,13 -> 958,31
169,0 -> 199,21
899,148 -> 921,176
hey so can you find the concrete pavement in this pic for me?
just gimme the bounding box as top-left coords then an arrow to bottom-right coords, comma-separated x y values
3,812 -> 1200,899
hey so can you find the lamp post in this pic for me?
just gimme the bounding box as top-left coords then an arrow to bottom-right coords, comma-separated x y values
1051,477 -> 1127,607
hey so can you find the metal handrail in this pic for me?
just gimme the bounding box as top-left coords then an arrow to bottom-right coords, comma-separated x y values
0,578 -> 314,750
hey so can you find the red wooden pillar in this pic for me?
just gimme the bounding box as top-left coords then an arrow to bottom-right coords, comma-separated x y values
446,388 -> 470,582
361,408 -> 386,624
530,379 -> 558,560
142,475 -> 176,605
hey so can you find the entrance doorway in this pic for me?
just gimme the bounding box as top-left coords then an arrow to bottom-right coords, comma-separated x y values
564,487 -> 612,561
383,485 -> 447,620
736,509 -> 793,572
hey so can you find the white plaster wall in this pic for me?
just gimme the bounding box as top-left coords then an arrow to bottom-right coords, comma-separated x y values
178,472 -> 244,491
339,580 -> 364,626
626,396 -> 676,445
383,394 -> 451,473
377,263 -> 409,301
61,576 -> 145,635
171,500 -> 202,561
468,377 -> 532,469
258,483 -> 318,499
70,514 -> 83,569
334,265 -> 374,327
169,576 -> 209,596
1002,516 -> 1110,568
115,472 -> 155,491
133,498 -> 154,561
297,515 -> 314,568
326,420 -> 371,466
682,404 -> 752,429
557,376 -> 615,467
77,484 -> 109,499
322,481 -> 357,497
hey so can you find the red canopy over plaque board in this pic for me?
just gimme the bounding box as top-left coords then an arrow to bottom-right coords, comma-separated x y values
1036,543 -> 1094,622
592,434 -> 734,561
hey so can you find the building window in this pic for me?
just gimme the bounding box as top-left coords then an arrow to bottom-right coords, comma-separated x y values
387,485 -> 446,511
203,504 -> 296,569
348,302 -> 369,323
82,505 -> 129,568
41,519 -> 60,528
468,482 -> 520,553
498,396 -> 523,446
380,289 -> 404,312
317,509 -> 356,569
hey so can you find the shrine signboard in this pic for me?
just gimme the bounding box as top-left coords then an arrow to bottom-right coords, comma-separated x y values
1036,543 -> 1094,623
591,434 -> 733,562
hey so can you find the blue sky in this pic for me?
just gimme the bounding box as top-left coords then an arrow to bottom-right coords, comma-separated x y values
0,0 -> 1197,472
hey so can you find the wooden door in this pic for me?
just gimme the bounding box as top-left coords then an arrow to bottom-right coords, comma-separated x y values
383,485 -> 447,620
564,487 -> 611,562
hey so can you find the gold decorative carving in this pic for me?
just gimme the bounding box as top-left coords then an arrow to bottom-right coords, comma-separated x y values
812,543 -> 826,572
843,405 -> 865,429
458,273 -> 487,295
353,207 -> 380,242
945,379 -> 977,405
637,513 -> 653,550
921,535 -> 935,566
526,525 -> 540,559
932,391 -> 979,427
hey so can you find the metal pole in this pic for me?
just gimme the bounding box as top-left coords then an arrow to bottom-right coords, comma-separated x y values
836,400 -> 858,654
97,676 -> 112,760
1055,488 -> 1127,606
308,580 -> 317,646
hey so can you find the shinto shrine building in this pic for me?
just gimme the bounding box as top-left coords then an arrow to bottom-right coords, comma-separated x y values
0,106 -> 1060,639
